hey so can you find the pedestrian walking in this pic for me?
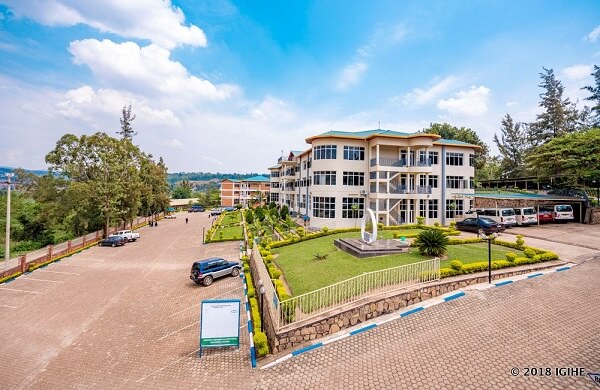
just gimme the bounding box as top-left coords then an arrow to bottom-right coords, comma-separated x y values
185,217 -> 189,224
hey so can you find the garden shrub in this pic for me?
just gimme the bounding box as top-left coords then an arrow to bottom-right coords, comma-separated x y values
449,221 -> 457,229
433,222 -> 440,227
416,216 -> 425,226
322,226 -> 329,233
449,260 -> 463,271
491,260 -> 512,270
515,234 -> 525,248
493,239 -> 522,250
514,256 -> 537,266
264,255 -> 274,263
532,254 -> 541,262
414,229 -> 449,257
448,237 -> 483,245
250,297 -> 261,329
254,331 -> 269,357
505,252 -> 518,262
440,267 -> 459,278
523,248 -> 536,259
539,252 -> 559,261
392,232 -> 400,239
243,263 -> 250,273
461,262 -> 489,274
268,266 -> 281,279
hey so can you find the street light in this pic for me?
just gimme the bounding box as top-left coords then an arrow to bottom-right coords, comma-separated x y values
257,279 -> 264,331
482,232 -> 498,284
4,173 -> 14,262
259,286 -> 266,332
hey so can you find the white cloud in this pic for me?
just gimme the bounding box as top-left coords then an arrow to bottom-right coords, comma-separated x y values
505,101 -> 517,108
585,25 -> 600,42
167,139 -> 184,149
249,97 -> 296,122
399,75 -> 459,106
2,0 -> 206,49
437,86 -> 490,117
68,39 -> 237,101
336,61 -> 368,91
55,85 -> 179,127
561,64 -> 593,81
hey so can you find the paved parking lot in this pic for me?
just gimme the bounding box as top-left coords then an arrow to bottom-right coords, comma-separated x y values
1,216 -> 598,389
505,222 -> 600,252
0,212 -> 252,389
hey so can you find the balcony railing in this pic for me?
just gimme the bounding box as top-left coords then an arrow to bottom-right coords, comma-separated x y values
369,185 -> 432,195
370,158 -> 432,168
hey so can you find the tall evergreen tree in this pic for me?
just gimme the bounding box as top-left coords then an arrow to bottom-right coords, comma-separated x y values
582,64 -> 600,127
118,104 -> 137,140
528,67 -> 579,146
493,114 -> 529,178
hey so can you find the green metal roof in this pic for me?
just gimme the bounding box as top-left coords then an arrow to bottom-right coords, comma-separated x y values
434,138 -> 479,147
458,191 -> 584,201
243,175 -> 270,182
317,129 -> 413,138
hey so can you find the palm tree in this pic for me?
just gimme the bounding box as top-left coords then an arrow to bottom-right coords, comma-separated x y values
253,191 -> 265,207
414,230 -> 449,257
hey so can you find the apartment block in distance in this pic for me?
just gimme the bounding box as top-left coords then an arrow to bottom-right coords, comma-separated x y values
220,176 -> 270,207
268,129 -> 479,229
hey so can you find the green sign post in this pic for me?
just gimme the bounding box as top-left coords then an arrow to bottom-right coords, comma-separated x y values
199,299 -> 240,356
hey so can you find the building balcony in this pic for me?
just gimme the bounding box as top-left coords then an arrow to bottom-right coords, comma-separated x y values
369,158 -> 432,173
369,185 -> 432,195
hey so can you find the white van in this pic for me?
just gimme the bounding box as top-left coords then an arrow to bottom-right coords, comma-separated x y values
553,204 -> 574,222
479,208 -> 517,227
513,207 -> 538,226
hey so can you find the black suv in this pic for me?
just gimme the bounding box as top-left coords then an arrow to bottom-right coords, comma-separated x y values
190,257 -> 241,286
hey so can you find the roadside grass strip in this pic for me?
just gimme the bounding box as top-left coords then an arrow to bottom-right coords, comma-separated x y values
261,262 -> 579,370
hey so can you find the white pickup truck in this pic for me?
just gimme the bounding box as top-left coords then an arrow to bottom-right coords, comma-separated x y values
109,230 -> 140,242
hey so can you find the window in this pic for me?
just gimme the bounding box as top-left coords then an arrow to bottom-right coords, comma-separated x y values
446,200 -> 464,218
307,157 -> 312,169
313,197 -> 335,218
271,171 -> 280,177
313,171 -> 336,185
343,146 -> 365,160
419,175 -> 427,187
428,200 -> 438,219
270,182 -> 279,189
342,198 -> 364,218
419,199 -> 426,217
446,152 -> 463,166
446,176 -> 464,189
469,154 -> 475,167
313,145 -> 337,160
428,151 -> 439,165
302,161 -> 307,170
342,171 -> 364,186
270,193 -> 279,202
300,194 -> 306,209
469,176 -> 474,189
428,175 -> 438,189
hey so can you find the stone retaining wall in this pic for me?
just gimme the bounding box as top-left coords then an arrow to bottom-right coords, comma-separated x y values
270,262 -> 563,354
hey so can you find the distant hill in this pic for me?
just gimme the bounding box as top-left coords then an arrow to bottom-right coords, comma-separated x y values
0,166 -> 48,177
167,172 -> 270,185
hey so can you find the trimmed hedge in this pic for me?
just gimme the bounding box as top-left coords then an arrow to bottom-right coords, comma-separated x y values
254,332 -> 269,357
0,271 -> 22,284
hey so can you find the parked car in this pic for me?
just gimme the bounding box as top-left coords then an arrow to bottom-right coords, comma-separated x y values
189,257 -> 242,286
99,236 -> 127,247
538,206 -> 554,223
223,206 -> 236,212
164,214 -> 177,219
475,208 -> 517,227
513,207 -> 538,226
455,217 -> 506,235
210,208 -> 223,216
552,204 -> 574,222
188,205 -> 204,212
109,230 -> 140,242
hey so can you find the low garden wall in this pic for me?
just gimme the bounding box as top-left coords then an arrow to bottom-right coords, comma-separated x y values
269,261 -> 564,354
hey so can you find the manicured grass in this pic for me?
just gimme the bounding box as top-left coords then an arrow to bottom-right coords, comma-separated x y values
221,211 -> 241,225
212,225 -> 244,240
272,232 -> 524,296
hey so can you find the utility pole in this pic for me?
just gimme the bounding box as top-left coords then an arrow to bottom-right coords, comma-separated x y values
5,173 -> 14,261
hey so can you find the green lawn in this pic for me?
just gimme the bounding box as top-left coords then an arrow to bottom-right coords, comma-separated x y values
221,211 -> 241,225
212,225 -> 244,240
272,232 -> 524,296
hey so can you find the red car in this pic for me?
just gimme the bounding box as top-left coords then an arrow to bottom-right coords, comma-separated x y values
538,207 -> 554,223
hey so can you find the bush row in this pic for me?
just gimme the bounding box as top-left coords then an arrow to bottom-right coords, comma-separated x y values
240,256 -> 269,357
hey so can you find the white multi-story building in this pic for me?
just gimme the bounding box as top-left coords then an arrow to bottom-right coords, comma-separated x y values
268,129 -> 479,229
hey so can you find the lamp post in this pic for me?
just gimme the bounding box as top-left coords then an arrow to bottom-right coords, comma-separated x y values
482,232 -> 498,284
5,173 -> 13,261
257,279 -> 264,331
259,286 -> 266,332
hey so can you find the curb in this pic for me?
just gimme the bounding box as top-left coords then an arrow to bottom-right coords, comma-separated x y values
260,262 -> 576,370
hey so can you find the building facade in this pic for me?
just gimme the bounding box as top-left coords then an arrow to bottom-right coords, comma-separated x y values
220,176 -> 270,207
268,130 -> 479,229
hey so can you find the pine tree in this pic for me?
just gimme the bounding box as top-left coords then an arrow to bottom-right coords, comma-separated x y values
582,64 -> 600,127
528,68 -> 579,146
493,114 -> 529,178
118,104 -> 137,140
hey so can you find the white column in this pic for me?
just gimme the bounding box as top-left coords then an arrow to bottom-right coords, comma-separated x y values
407,146 -> 411,167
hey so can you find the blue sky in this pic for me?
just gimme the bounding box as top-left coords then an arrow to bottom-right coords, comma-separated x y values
0,1 -> 599,173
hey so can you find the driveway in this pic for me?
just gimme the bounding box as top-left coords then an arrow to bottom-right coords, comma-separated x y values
504,222 -> 600,252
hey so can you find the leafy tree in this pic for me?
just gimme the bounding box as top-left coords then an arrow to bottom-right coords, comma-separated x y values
414,230 -> 449,257
475,156 -> 502,183
582,64 -> 600,128
493,114 -> 530,178
528,67 -> 579,146
280,205 -> 289,220
118,104 -> 137,140
172,180 -> 193,199
421,123 -> 489,177
527,128 -> 600,186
